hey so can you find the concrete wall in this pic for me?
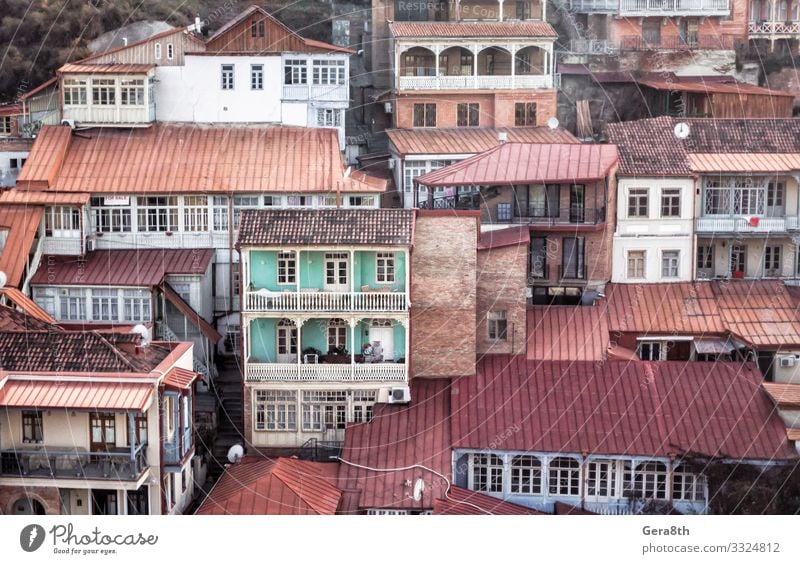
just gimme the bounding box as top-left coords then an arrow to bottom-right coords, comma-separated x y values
476,243 -> 527,355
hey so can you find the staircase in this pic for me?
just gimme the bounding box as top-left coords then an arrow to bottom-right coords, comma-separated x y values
209,355 -> 246,479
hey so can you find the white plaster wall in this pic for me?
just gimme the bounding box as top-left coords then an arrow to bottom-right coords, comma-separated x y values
282,102 -> 308,126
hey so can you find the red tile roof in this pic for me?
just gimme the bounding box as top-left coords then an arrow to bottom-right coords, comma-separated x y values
0,304 -> 56,332
390,21 -> 557,38
0,378 -> 153,411
31,249 -> 214,287
451,356 -> 796,461
163,366 -> 198,390
0,287 -> 57,325
763,383 -> 800,409
434,486 -> 544,515
58,63 -> 154,74
196,457 -> 342,515
387,127 -> 578,156
527,306 -> 609,361
477,226 -> 529,250
416,143 -> 618,186
0,205 -> 44,287
338,379 -> 452,510
18,125 -> 384,194
237,209 -> 415,247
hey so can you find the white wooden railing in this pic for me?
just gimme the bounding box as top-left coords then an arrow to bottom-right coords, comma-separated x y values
620,0 -> 729,13
696,216 -> 797,233
246,362 -> 408,382
244,290 -> 409,312
748,20 -> 800,34
89,231 -> 229,251
570,0 -> 618,10
282,84 -> 349,101
399,74 -> 553,91
42,237 -> 82,256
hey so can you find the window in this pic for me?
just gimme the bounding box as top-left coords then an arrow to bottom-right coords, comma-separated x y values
233,195 -> 260,229
221,64 -> 234,90
312,60 -> 346,85
327,318 -> 347,350
765,245 -> 781,273
514,102 -> 537,126
45,206 -> 80,234
587,460 -> 617,498
131,414 -> 148,446
181,468 -> 187,493
661,250 -> 680,278
154,43 -> 162,60
412,103 -> 436,127
287,195 -> 311,207
672,465 -> 704,502
9,158 -> 18,169
251,64 -> 264,90
264,196 -> 281,207
516,0 -> 534,18
137,196 -> 178,232
471,454 -> 504,493
561,237 -> 585,279
277,252 -> 296,285
510,455 -> 542,495
730,244 -> 746,274
123,289 -> 151,322
703,177 -> 765,216
638,341 -> 665,361
318,195 -> 338,207
63,78 -> 88,105
325,252 -> 348,286
632,462 -> 668,500
767,181 -> 785,208
316,108 -> 342,128
167,43 -> 174,60
352,390 -> 377,423
697,246 -> 713,271
33,288 -> 55,317
376,252 -> 395,283
254,390 -> 297,431
457,103 -> 479,127
91,288 -> 118,321
60,288 -> 87,321
497,202 -> 512,222
660,188 -> 681,217
627,250 -> 645,279
302,390 -> 347,432
548,457 -> 580,496
212,196 -> 229,231
183,195 -> 209,232
487,311 -> 507,340
91,198 -> 131,233
22,411 -> 43,443
284,59 -> 308,85
348,195 -> 375,207
0,116 -> 10,135
92,79 -> 116,105
628,188 -> 649,217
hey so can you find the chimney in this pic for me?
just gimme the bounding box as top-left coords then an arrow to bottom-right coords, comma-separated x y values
498,131 -> 507,144
195,16 -> 202,30
122,37 -> 128,46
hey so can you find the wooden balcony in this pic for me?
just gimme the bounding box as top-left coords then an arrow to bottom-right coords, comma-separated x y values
570,0 -> 619,11
695,216 -> 798,234
749,20 -> 800,37
246,362 -> 408,382
282,83 -> 349,101
619,0 -> 729,15
244,290 -> 409,313
398,73 -> 555,91
0,444 -> 148,482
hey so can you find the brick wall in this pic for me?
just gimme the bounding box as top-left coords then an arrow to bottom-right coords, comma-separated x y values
370,0 -> 394,89
609,6 -> 748,47
411,212 -> 478,377
476,243 -> 528,355
0,485 -> 61,515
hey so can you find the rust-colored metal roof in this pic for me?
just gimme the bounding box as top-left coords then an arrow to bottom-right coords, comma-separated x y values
0,287 -> 57,325
31,249 -> 214,287
787,428 -> 800,441
339,379 -> 451,510
0,378 -> 153,411
237,208 -> 415,247
527,306 -> 609,361
0,189 -> 90,206
19,77 -> 58,101
688,153 -> 800,172
416,143 -> 618,186
18,124 -> 383,193
162,283 -> 222,343
763,383 -> 800,408
163,366 -> 198,390
196,457 -> 342,515
390,21 -> 557,38
434,486 -> 544,515
477,226 -> 529,250
58,63 -> 155,74
637,78 -> 794,97
451,357 -> 796,461
387,127 -> 578,156
0,205 -> 44,287
0,104 -> 22,116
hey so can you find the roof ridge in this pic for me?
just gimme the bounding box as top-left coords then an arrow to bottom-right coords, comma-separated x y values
91,331 -> 138,372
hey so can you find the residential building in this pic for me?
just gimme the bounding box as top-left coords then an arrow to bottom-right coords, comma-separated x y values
0,138 -> 33,188
414,142 -> 619,303
237,209 -> 413,448
0,331 -> 198,515
607,117 -> 800,283
747,0 -> 800,51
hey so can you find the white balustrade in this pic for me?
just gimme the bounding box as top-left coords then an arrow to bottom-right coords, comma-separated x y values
748,20 -> 800,34
244,290 -> 409,312
246,362 -> 408,382
399,74 -> 553,91
695,216 -> 796,233
620,0 -> 729,13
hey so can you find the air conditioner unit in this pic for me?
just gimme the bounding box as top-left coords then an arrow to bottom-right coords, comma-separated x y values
384,102 -> 393,114
779,356 -> 795,368
387,385 -> 411,404
85,237 -> 96,252
61,119 -> 76,129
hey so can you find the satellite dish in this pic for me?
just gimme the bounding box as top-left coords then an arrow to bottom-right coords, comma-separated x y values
131,324 -> 151,346
674,122 -> 690,139
412,478 -> 425,501
547,117 -> 559,130
227,444 -> 244,464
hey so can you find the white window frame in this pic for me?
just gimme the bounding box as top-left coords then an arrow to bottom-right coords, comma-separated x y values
277,251 -> 297,285
548,456 -> 580,497
327,318 -> 347,351
661,250 -> 680,279
316,108 -> 342,128
251,64 -> 264,90
469,453 -> 504,493
167,43 -> 174,60
627,250 -> 646,279
154,43 -> 162,60
312,59 -> 346,85
632,461 -> 669,501
510,455 -> 542,495
627,188 -> 649,218
183,195 -> 210,232
232,195 -> 260,229
212,196 -> 229,232
302,390 -> 347,432
487,310 -> 507,341
91,78 -> 116,105
660,188 -> 681,218
376,252 -> 396,284
284,59 -> 308,85
221,64 -> 235,90
63,78 -> 88,105
136,196 -> 178,232
119,78 -> 145,106
254,390 -> 297,432
638,340 -> 667,361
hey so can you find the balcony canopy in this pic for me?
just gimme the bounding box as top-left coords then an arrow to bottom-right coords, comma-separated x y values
0,378 -> 154,412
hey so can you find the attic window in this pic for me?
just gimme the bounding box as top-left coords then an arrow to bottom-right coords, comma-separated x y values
251,19 -> 265,37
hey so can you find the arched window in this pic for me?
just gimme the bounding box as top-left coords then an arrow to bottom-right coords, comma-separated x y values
12,497 -> 45,515
548,457 -> 580,496
510,455 -> 542,494
471,453 -> 504,493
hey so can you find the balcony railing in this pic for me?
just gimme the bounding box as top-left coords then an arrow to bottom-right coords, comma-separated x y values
696,216 -> 798,233
515,206 -> 606,226
282,84 -> 349,101
570,0 -> 619,11
620,35 -> 736,50
619,0 -> 729,14
398,74 -> 554,91
748,20 -> 800,35
568,39 -> 619,54
246,362 -> 408,382
244,290 -> 409,313
0,443 -> 147,481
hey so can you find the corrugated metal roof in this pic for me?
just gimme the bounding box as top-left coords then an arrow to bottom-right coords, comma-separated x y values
18,125 -> 384,193
387,127 -> 578,156
58,63 -> 155,74
416,143 -> 618,186
237,209 -> 415,247
688,153 -> 800,172
0,190 -> 90,205
0,205 -> 44,287
0,287 -> 57,325
390,21 -> 557,38
527,306 -> 609,361
196,457 -> 342,515
451,357 -> 796,461
637,78 -> 794,97
31,249 -> 214,287
338,379 -> 451,510
763,383 -> 800,408
0,379 -> 153,411
163,366 -> 198,390
477,226 -> 529,250
787,428 -> 800,441
434,486 -> 544,515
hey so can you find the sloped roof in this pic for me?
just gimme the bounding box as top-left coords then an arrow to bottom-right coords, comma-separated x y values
637,78 -> 794,97
763,383 -> 800,409
0,304 -> 56,332
390,21 -> 557,38
451,356 -> 796,461
0,205 -> 44,287
0,190 -> 90,206
237,209 -> 415,247
0,379 -> 153,411
434,486 -> 544,515
196,457 -> 342,515
163,366 -> 198,390
0,287 -> 57,325
527,306 -> 609,361
688,153 -> 800,173
477,226 -> 529,250
387,127 -> 578,156
58,63 -> 154,74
